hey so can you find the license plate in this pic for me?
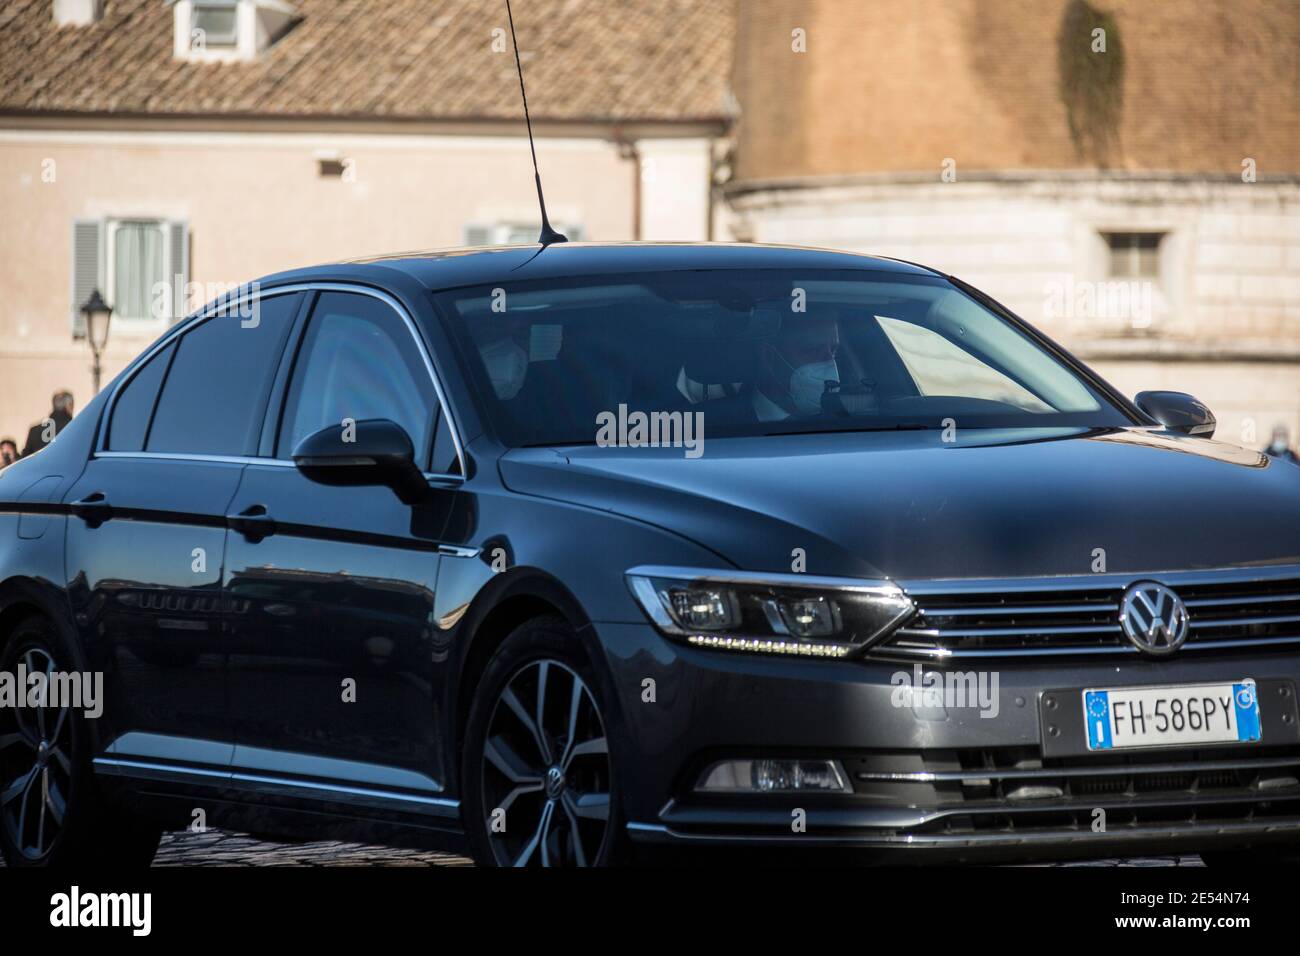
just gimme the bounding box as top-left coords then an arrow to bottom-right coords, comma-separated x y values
1083,681 -> 1261,751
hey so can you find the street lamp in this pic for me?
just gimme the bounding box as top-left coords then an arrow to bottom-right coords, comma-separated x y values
81,288 -> 112,394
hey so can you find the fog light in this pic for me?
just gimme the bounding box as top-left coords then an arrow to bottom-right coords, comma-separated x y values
695,758 -> 850,793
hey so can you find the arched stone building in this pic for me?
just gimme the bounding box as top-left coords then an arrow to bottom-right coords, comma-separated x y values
725,0 -> 1300,445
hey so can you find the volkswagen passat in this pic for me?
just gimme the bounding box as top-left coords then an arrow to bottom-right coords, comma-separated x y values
3,243 -> 1300,868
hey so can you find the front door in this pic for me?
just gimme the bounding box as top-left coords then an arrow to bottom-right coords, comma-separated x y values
223,290 -> 458,798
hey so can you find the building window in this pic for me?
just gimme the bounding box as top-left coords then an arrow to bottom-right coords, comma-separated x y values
1104,231 -> 1163,279
108,220 -> 168,322
71,218 -> 189,337
192,2 -> 239,48
464,222 -> 586,247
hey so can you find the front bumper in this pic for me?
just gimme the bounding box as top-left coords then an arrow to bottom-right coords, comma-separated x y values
597,622 -> 1300,861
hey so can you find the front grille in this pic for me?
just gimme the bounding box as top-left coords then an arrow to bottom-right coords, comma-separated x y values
850,745 -> 1300,836
879,565 -> 1300,659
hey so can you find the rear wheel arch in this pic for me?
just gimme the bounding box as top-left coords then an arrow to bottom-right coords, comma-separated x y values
0,579 -> 103,751
0,598 -> 161,867
0,580 -> 79,660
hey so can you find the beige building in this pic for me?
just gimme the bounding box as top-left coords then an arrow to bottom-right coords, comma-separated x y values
5,0 -> 1298,453
0,0 -> 733,442
725,0 -> 1300,448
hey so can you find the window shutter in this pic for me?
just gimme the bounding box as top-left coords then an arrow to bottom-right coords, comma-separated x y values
463,224 -> 492,247
167,220 -> 190,323
70,219 -> 102,340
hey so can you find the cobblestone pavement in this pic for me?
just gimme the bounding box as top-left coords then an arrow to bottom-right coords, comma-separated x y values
143,828 -> 1204,867
153,829 -> 473,866
0,828 -> 1207,866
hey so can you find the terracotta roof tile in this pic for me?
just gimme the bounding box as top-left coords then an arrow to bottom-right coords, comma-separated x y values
0,0 -> 734,122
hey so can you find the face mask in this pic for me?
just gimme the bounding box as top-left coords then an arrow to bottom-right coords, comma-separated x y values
788,360 -> 839,415
481,338 -> 528,400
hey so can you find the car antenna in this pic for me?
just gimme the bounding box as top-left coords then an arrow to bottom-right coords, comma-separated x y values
505,0 -> 567,246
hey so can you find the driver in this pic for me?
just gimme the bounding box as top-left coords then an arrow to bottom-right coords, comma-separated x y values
753,316 -> 840,421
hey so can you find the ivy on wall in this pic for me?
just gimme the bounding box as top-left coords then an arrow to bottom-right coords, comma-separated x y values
1057,0 -> 1125,163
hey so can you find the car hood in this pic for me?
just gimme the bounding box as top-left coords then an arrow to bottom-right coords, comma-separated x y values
499,427 -> 1300,580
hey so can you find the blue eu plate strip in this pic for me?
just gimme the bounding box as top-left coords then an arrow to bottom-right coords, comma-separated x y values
1085,690 -> 1112,750
1233,681 -> 1261,742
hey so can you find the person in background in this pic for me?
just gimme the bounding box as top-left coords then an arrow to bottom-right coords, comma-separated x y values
22,390 -> 74,457
0,438 -> 18,468
1265,424 -> 1300,465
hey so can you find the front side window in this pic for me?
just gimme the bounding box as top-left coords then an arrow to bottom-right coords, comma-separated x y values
435,269 -> 1131,447
277,292 -> 437,464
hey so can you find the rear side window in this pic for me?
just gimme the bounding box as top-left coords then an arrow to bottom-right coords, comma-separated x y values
106,341 -> 176,451
147,293 -> 298,456
276,292 -> 436,461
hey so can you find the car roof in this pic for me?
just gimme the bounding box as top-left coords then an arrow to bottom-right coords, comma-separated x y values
256,241 -> 945,293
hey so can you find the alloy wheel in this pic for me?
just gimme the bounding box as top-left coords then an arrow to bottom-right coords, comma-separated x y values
0,646 -> 74,861
481,659 -> 611,866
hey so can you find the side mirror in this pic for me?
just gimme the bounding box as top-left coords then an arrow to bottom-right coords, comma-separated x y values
292,419 -> 428,504
1134,391 -> 1216,438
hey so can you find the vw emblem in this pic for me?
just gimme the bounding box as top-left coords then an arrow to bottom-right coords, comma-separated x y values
545,766 -> 566,799
1119,581 -> 1190,656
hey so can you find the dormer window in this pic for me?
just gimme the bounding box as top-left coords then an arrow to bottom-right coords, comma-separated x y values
191,2 -> 239,50
171,0 -> 298,62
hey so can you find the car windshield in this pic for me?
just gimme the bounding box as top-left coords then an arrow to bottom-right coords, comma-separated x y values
434,269 -> 1131,447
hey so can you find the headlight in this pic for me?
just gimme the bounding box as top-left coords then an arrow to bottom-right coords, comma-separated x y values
625,566 -> 914,657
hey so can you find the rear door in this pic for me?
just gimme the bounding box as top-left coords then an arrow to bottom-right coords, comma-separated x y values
223,289 -> 463,801
67,292 -> 301,773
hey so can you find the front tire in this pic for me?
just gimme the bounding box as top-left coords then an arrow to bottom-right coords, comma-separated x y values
0,613 -> 161,868
462,616 -> 624,866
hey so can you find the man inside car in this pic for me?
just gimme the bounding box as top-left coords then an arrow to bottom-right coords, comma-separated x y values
753,314 -> 842,421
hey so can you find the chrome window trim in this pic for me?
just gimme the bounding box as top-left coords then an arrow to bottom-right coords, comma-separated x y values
95,450 -> 293,467
437,544 -> 481,559
96,281 -> 467,479
95,449 -> 464,484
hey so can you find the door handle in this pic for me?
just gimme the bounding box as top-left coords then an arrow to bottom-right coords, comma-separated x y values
227,504 -> 277,542
70,492 -> 113,527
